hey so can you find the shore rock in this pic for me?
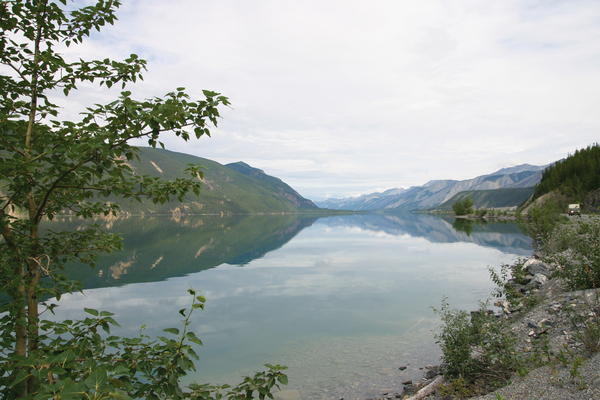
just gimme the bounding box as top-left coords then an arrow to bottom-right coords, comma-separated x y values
524,259 -> 551,277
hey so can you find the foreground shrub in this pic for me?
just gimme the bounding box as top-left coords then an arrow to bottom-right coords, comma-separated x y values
548,218 -> 600,290
432,298 -> 525,397
517,199 -> 568,250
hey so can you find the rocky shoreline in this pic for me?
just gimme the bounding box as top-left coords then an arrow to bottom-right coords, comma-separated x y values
360,254 -> 600,400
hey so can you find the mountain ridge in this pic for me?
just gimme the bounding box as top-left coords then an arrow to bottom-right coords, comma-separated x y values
225,161 -> 318,209
315,164 -> 548,211
87,147 -> 319,215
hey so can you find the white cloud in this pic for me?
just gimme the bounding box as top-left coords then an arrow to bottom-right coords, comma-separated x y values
58,0 -> 600,199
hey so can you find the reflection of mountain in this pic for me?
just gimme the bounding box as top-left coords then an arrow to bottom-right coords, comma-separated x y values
48,213 -> 531,290
50,214 -> 317,289
315,213 -> 533,254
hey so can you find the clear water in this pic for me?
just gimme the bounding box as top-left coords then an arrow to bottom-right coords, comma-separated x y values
47,213 -> 532,399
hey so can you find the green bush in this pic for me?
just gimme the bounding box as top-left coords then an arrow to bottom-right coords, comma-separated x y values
476,208 -> 488,217
489,261 -> 526,304
432,298 -> 524,395
517,199 -> 568,250
547,218 -> 600,290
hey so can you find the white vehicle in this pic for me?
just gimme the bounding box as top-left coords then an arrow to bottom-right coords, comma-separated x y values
568,204 -> 581,216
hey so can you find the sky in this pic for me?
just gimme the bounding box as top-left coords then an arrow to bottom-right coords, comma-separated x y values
58,0 -> 600,201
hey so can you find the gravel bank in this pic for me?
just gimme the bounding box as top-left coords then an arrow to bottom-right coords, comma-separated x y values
470,352 -> 600,400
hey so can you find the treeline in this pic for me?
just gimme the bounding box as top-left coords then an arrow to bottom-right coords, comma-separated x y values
534,143 -> 600,202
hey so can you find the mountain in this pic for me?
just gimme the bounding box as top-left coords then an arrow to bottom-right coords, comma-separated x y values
315,164 -> 546,211
488,164 -> 547,176
82,147 -> 319,215
225,161 -> 318,209
316,187 -> 408,210
434,187 -> 536,210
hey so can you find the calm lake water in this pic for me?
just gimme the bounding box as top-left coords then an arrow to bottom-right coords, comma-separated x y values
48,213 -> 532,399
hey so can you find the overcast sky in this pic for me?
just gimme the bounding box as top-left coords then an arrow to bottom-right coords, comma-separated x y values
61,0 -> 600,200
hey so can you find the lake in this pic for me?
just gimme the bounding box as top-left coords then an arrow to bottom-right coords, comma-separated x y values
48,213 -> 532,399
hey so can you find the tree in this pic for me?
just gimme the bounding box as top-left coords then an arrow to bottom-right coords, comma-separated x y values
452,196 -> 473,216
0,1 -> 287,398
533,143 -> 600,203
516,199 -> 567,251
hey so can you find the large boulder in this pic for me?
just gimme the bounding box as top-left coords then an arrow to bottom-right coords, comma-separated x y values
523,258 -> 551,277
583,188 -> 600,214
528,273 -> 548,289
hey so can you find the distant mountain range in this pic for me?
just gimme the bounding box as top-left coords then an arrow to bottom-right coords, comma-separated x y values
96,147 -> 318,215
104,148 -> 549,214
315,164 -> 548,211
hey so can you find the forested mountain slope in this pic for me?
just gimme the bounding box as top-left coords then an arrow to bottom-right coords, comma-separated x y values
226,161 -> 318,209
533,143 -> 600,203
75,147 -> 318,215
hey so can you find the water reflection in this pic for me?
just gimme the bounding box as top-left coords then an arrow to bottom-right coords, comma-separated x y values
51,214 -> 318,289
315,213 -> 531,253
50,213 -> 532,290
46,213 -> 533,400
452,218 -> 475,236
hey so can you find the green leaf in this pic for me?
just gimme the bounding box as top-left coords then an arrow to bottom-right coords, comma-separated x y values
163,327 -> 179,335
110,390 -> 134,400
278,374 -> 288,385
8,369 -> 29,388
45,349 -> 76,364
186,331 -> 203,346
84,308 -> 99,316
60,382 -> 89,399
112,365 -> 130,375
84,368 -> 109,389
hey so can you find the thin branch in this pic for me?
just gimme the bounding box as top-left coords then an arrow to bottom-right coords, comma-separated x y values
1,192 -> 18,213
32,137 -> 110,222
8,142 -> 27,157
6,60 -> 31,86
27,254 -> 52,276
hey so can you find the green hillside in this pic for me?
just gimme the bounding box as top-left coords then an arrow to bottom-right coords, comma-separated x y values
533,143 -> 600,203
433,187 -> 535,210
226,161 -> 318,209
76,147 -> 319,215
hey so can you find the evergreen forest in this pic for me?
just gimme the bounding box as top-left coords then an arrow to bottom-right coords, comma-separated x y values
533,143 -> 600,202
